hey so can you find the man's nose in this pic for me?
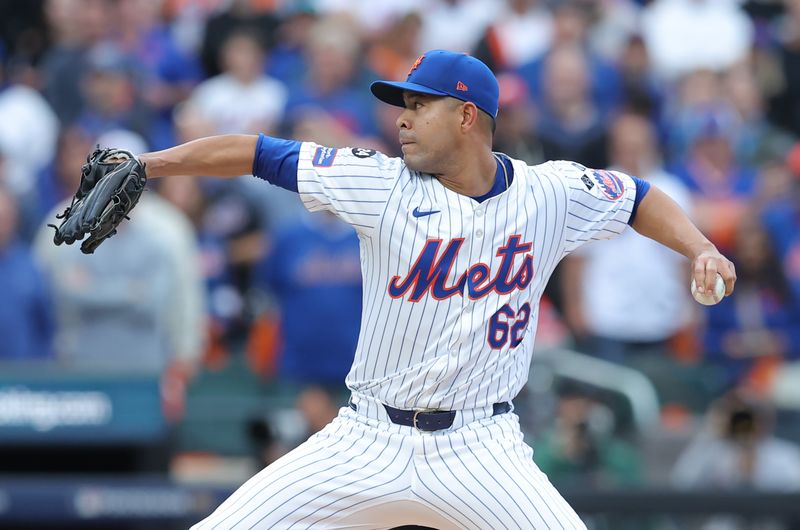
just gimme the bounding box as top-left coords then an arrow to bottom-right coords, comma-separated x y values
396,110 -> 410,130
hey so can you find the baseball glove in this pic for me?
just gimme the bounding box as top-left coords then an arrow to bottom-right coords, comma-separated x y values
49,147 -> 147,254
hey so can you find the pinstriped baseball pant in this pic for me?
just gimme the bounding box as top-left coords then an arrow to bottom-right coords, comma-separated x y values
191,404 -> 587,530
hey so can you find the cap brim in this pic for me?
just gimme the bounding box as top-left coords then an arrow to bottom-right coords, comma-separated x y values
370,80 -> 449,108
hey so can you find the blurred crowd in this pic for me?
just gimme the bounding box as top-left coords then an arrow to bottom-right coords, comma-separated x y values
2,0 -> 800,510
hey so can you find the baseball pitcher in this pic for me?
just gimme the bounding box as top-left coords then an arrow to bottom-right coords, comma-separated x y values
51,50 -> 736,529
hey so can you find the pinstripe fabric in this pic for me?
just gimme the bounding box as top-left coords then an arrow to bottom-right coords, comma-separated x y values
192,409 -> 586,529
297,146 -> 635,412
192,145 -> 637,528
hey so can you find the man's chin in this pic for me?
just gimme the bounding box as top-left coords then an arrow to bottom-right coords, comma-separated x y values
402,154 -> 426,172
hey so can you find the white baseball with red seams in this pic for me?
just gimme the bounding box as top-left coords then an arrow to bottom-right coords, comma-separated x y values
691,273 -> 726,306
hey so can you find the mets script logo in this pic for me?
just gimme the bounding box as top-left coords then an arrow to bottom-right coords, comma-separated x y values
388,235 -> 534,302
591,170 -> 625,200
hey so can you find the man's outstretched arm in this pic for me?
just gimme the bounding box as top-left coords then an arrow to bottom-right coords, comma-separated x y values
632,185 -> 737,296
139,135 -> 260,178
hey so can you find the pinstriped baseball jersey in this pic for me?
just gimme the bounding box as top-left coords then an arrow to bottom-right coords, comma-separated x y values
297,143 -> 636,411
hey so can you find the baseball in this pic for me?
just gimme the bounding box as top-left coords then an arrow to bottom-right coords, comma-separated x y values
691,273 -> 726,306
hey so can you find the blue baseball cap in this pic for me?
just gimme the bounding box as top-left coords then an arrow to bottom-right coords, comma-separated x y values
370,50 -> 500,119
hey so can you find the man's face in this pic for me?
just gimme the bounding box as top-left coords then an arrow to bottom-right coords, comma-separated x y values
395,92 -> 461,174
610,114 -> 655,174
222,34 -> 264,84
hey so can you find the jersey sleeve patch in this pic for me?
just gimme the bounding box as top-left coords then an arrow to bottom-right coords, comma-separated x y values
590,169 -> 625,200
351,147 -> 376,158
312,146 -> 338,167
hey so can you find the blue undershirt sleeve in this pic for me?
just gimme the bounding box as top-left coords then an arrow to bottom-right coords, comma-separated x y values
627,176 -> 651,226
251,133 -> 301,192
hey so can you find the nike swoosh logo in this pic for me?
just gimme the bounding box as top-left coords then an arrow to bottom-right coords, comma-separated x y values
412,207 -> 440,218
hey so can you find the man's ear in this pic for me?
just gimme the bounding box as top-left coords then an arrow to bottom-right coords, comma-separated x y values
460,101 -> 480,131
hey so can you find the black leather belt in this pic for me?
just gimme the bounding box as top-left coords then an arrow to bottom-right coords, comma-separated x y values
348,400 -> 511,432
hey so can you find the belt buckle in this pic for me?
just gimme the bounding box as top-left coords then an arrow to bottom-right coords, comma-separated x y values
412,410 -> 424,431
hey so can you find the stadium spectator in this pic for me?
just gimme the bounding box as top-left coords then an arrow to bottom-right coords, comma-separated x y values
585,0 -> 641,62
701,215 -> 800,395
366,12 -> 423,82
763,146 -> 800,304
155,168 -> 246,347
641,0 -> 754,82
473,0 -> 554,72
116,0 -> 203,149
199,0 -> 278,78
617,34 -> 664,118
0,58 -> 59,216
189,28 -> 286,136
309,0 -> 422,35
534,383 -> 642,490
765,157 -> 800,412
33,131 -> 205,420
418,0 -> 497,54
0,1 -> 48,64
664,69 -> 727,160
39,0 -> 116,125
254,210 -> 361,446
672,389 -> 800,529
264,3 -> 317,88
723,63 -> 795,169
283,15 -> 379,140
115,0 -> 200,83
166,102 -> 268,344
256,210 -> 361,386
74,42 -> 158,146
561,111 -> 698,406
561,112 -> 692,347
517,1 -> 622,115
0,185 -> 54,361
535,385 -> 644,530
535,45 -> 610,169
669,106 -> 756,252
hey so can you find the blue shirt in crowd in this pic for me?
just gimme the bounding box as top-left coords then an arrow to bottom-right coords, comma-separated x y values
0,241 -> 54,360
256,214 -> 362,385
